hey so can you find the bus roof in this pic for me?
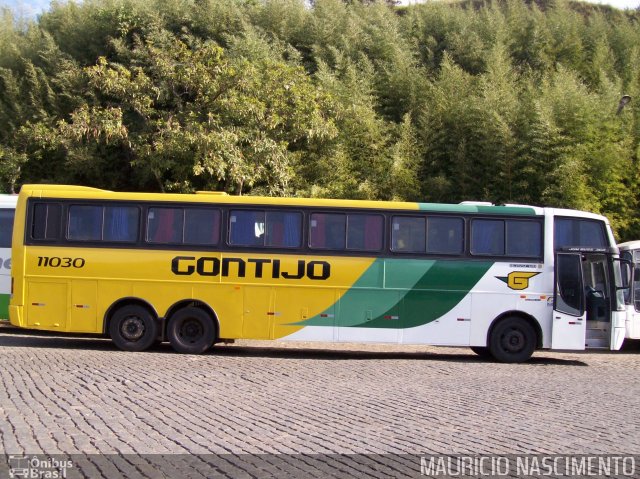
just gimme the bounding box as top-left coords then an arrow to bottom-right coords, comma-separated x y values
618,240 -> 640,251
19,184 -> 549,216
18,185 -> 616,221
0,194 -> 17,209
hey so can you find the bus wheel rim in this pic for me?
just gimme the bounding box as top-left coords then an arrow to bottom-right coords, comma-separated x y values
501,328 -> 524,353
180,319 -> 203,343
121,316 -> 145,341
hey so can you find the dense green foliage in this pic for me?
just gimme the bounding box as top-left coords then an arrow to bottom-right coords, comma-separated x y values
1,0 -> 640,239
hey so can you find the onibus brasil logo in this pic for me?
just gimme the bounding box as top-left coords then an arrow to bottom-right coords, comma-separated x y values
496,271 -> 541,290
8,455 -> 73,478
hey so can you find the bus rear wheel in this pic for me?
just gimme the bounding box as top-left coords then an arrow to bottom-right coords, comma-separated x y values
488,316 -> 536,363
109,305 -> 158,352
167,307 -> 216,354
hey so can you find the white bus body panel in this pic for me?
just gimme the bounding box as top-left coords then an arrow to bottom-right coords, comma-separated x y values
0,195 -> 16,321
551,310 -> 586,350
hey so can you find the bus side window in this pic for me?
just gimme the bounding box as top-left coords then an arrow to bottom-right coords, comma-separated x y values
147,207 -> 183,244
427,217 -> 463,255
471,219 -> 505,256
0,208 -> 14,248
506,220 -> 542,257
346,214 -> 383,251
309,213 -> 346,250
68,205 -> 102,241
103,206 -> 139,242
184,208 -> 221,246
32,203 -> 62,240
229,210 -> 265,246
392,216 -> 426,253
265,211 -> 301,248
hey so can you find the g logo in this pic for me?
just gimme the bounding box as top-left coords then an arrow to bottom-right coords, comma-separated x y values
497,271 -> 540,290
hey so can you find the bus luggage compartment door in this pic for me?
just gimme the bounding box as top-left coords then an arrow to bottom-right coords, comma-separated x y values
26,281 -> 67,330
552,253 -> 587,350
70,280 -> 97,332
242,286 -> 274,339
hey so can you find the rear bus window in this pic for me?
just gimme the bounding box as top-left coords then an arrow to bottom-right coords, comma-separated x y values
32,203 -> 62,240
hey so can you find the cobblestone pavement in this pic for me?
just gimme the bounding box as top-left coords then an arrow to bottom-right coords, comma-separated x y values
1,326 -> 639,476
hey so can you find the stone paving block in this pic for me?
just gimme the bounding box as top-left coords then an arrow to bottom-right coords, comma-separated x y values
1,329 -> 640,477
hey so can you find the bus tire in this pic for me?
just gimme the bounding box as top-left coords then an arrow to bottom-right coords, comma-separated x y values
470,346 -> 492,358
167,307 -> 216,354
488,316 -> 536,363
109,305 -> 158,352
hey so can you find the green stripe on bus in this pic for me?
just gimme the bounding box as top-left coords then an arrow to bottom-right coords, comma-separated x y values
294,259 -> 493,329
291,259 -> 434,327
475,205 -> 537,216
0,293 -> 9,320
352,260 -> 493,328
417,203 -> 537,216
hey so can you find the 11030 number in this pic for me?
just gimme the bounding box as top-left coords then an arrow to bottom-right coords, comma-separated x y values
37,256 -> 85,268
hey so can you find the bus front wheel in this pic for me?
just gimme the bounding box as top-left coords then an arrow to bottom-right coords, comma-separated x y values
109,305 -> 158,352
167,307 -> 216,354
488,317 -> 536,363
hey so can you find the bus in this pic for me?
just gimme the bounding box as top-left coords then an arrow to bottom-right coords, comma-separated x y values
0,194 -> 16,321
617,241 -> 640,340
9,184 -> 630,362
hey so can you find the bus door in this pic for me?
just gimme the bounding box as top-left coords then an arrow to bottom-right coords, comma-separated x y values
610,256 -> 631,349
626,255 -> 640,339
632,262 -> 640,338
581,253 -> 613,349
552,252 -> 587,350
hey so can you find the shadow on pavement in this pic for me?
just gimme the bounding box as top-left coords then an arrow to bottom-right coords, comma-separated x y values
620,338 -> 640,353
211,344 -> 588,366
0,325 -> 588,366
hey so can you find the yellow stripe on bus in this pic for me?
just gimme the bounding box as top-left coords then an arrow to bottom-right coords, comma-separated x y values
23,248 -> 376,338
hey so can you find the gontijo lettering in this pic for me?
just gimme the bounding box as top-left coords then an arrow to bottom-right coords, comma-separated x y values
171,256 -> 331,280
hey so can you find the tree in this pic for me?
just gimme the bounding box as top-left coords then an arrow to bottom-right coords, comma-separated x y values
21,28 -> 337,194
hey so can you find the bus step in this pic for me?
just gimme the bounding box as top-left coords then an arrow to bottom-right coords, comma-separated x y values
585,326 -> 608,349
585,337 -> 609,348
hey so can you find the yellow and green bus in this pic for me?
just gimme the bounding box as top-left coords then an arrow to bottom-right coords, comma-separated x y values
9,185 -> 629,362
